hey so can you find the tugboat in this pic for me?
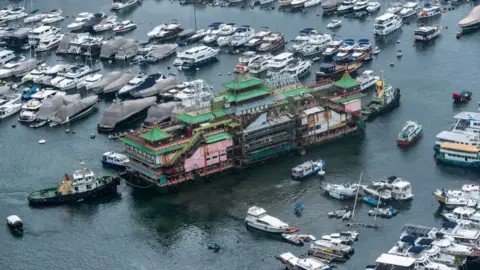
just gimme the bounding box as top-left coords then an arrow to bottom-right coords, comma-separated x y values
360,74 -> 401,121
291,159 -> 326,180
27,157 -> 121,206
396,121 -> 423,147
452,90 -> 472,103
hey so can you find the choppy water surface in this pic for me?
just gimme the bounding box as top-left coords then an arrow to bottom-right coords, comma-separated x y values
1,0 -> 480,269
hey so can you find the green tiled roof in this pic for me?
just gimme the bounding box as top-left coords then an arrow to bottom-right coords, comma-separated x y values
121,138 -> 184,155
223,89 -> 270,103
223,73 -> 263,90
204,132 -> 232,144
282,87 -> 312,98
176,110 -> 226,124
332,72 -> 360,89
140,124 -> 171,142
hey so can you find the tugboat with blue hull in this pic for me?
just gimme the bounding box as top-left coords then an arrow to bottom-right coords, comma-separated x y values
291,159 -> 325,180
361,74 -> 400,121
102,152 -> 129,169
27,157 -> 121,206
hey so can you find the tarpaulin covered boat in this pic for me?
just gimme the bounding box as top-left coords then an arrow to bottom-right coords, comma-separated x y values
130,76 -> 178,98
89,71 -> 123,93
459,6 -> 480,31
100,36 -> 129,59
97,97 -> 156,132
144,101 -> 180,125
103,73 -> 135,94
50,95 -> 98,125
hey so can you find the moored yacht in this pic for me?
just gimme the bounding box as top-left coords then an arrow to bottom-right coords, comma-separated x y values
247,54 -> 273,77
67,12 -> 93,31
398,7 -> 416,18
216,23 -> 237,47
332,39 -> 357,62
245,206 -> 289,233
41,9 -> 65,24
18,89 -> 62,122
323,39 -> 344,57
347,39 -> 372,61
149,23 -> 183,41
355,70 -> 380,91
22,64 -> 48,83
257,32 -> 285,53
0,91 -> 21,119
301,33 -> 332,56
0,50 -> 15,67
291,0 -> 309,9
102,152 -> 129,168
172,79 -> 213,107
113,20 -> 137,33
0,56 -> 25,79
118,73 -> 148,96
337,0 -> 357,14
322,0 -> 341,14
366,1 -> 381,13
178,46 -> 219,70
373,13 -> 402,36
200,22 -> 223,46
266,52 -> 295,77
415,25 -> 442,41
245,27 -> 271,51
93,15 -> 118,32
369,176 -> 414,200
433,184 -> 480,209
353,0 -> 368,12
277,253 -> 331,270
28,25 -> 61,46
57,66 -> 92,91
36,34 -> 64,52
230,25 -> 255,48
0,7 -> 28,22
290,28 -> 317,53
386,2 -> 404,14
321,182 -> 360,200
111,0 -> 140,10
418,4 -> 441,19
77,74 -> 103,90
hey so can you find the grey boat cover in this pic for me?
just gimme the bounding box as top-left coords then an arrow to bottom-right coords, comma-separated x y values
131,76 -> 179,98
459,6 -> 480,27
100,37 -> 129,59
57,34 -> 71,53
37,94 -> 81,121
144,101 -> 180,124
12,28 -> 31,38
115,39 -> 138,59
148,44 -> 178,60
0,85 -> 11,95
178,29 -> 195,38
13,59 -> 37,76
90,71 -> 123,93
103,73 -> 135,94
51,95 -> 98,124
98,97 -> 156,129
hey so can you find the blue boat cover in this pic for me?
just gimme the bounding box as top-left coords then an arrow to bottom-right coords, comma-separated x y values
358,39 -> 369,43
319,63 -> 335,69
345,39 -> 355,44
295,203 -> 304,209
408,245 -> 425,254
442,221 -> 457,229
300,28 -> 315,33
400,235 -> 417,243
417,238 -> 434,246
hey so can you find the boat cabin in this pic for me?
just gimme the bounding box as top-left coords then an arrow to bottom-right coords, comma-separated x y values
441,221 -> 480,247
374,253 -> 416,270
0,49 -> 14,66
278,252 -> 330,270
438,142 -> 480,164
452,111 -> 480,133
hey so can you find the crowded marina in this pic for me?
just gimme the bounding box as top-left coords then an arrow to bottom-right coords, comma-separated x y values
3,0 -> 480,269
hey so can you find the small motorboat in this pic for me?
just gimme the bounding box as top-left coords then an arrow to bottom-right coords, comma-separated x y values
291,159 -> 326,180
363,196 -> 387,207
207,242 -> 221,252
368,207 -> 398,218
101,151 -> 129,168
327,19 -> 342,29
453,90 -> 472,103
284,228 -> 300,234
294,202 -> 304,215
7,215 -> 23,234
342,211 -> 352,220
282,233 -> 305,246
396,121 -> 423,147
30,121 -> 47,128
396,50 -> 403,57
372,46 -> 380,55
328,208 -> 350,218
113,20 -> 137,33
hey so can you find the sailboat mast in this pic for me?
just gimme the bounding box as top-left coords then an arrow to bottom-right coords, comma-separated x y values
193,1 -> 197,31
351,173 -> 363,219
373,197 -> 381,224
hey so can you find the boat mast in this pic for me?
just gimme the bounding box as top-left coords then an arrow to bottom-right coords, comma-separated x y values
373,197 -> 381,225
351,173 -> 363,220
193,1 -> 197,31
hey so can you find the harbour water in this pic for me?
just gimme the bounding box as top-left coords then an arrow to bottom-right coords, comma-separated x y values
2,0 -> 480,269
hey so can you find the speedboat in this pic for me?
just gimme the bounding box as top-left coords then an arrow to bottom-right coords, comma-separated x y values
101,151 -> 129,168
397,121 -> 423,147
386,2 -> 404,14
398,7 -> 416,18
355,70 -> 380,91
113,20 -> 137,33
332,39 -> 357,62
41,9 -> 65,24
257,32 -> 285,53
67,12 -> 93,31
230,25 -> 255,48
321,182 -> 360,200
277,253 -> 330,270
216,23 -> 236,47
397,50 -> 403,57
24,13 -> 47,24
36,34 -> 64,52
93,15 -> 118,32
366,1 -> 381,13
291,0 -> 309,9
323,39 -> 344,57
149,23 -> 183,41
418,4 -> 441,19
57,66 -> 92,91
327,19 -> 342,29
337,0 -> 357,14
304,0 -> 321,7
290,28 -> 318,53
111,0 -> 140,10
200,22 -> 223,45
245,206 -> 289,233
347,38 -> 372,61
118,73 -> 148,96
291,159 -> 325,180
77,74 -> 103,90
301,33 -> 333,56
1,7 -> 28,22
353,0 -> 369,12
187,29 -> 207,43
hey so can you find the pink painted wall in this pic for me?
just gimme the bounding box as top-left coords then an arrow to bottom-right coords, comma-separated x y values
184,139 -> 233,172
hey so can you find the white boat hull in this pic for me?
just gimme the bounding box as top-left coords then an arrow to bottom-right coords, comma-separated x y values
0,104 -> 21,119
245,221 -> 286,233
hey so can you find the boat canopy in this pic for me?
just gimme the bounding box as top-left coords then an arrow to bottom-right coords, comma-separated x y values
144,101 -> 180,125
37,94 -> 80,121
416,238 -> 434,246
90,71 -> 123,93
459,6 -> 480,28
131,76 -> 179,98
332,71 -> 360,89
407,245 -> 424,254
12,27 -> 31,38
103,73 -> 135,94
400,235 -> 417,243
100,37 -> 129,58
51,95 -> 98,124
149,44 -> 178,59
99,97 -> 156,128
442,221 -> 457,229
344,39 -> 355,45
319,63 -> 335,73
116,39 -> 138,59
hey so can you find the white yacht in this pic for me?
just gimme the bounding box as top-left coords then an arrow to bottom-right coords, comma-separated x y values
36,34 -> 64,52
327,19 -> 342,29
67,12 -> 93,31
373,13 -> 402,36
238,51 -> 259,67
0,7 -> 28,22
102,152 -> 129,168
301,33 -> 332,56
290,28 -> 317,53
36,64 -> 71,85
266,52 -> 295,77
442,207 -> 480,225
398,7 -> 416,18
216,24 -> 237,47
386,2 -> 404,14
113,20 -> 137,33
321,182 -> 360,200
173,79 -> 213,107
24,13 -> 47,24
304,0 -> 322,8
353,0 -> 369,12
111,0 -> 140,10
310,239 -> 354,257
93,15 -> 118,32
355,70 -> 380,91
18,89 -> 61,122
28,26 -> 61,46
291,0 -> 309,9
278,253 -> 330,270
0,57 -> 25,79
230,25 -> 255,48
415,25 -> 442,41
0,50 -> 15,67
247,54 -> 273,76
366,1 -> 381,13
282,60 -> 312,79
21,64 -> 48,83
118,73 -> 148,96
0,92 -> 21,119
147,24 -> 166,39
279,0 -> 293,6
245,206 -> 289,233
246,27 -> 272,50
337,0 -> 357,13
41,9 -> 65,24
418,4 -> 441,19
57,66 -> 92,91
78,74 -> 103,90
369,176 -> 414,201
433,184 -> 480,209
178,46 -> 219,70
323,39 -> 344,57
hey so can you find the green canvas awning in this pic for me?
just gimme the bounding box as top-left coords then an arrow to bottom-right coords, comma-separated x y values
332,72 -> 360,89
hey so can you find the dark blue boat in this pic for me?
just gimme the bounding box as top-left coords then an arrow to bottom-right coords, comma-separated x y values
363,196 -> 386,207
129,73 -> 165,98
294,203 -> 304,215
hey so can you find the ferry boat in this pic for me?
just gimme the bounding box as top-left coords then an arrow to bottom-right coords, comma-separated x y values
433,184 -> 480,209
332,39 -> 357,62
245,206 -> 289,233
396,121 -> 423,147
321,182 -> 359,200
361,76 -> 401,121
452,90 -> 472,103
27,157 -> 120,206
277,253 -> 331,270
355,70 -> 380,91
347,39 -> 372,61
435,142 -> 480,168
291,159 -> 325,180
323,40 -> 344,57
373,13 -> 402,36
415,25 -> 442,41
101,152 -> 129,169
434,130 -> 480,152
418,4 -> 441,19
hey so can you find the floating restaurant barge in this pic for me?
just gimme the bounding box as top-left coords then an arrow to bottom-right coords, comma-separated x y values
120,71 -> 365,190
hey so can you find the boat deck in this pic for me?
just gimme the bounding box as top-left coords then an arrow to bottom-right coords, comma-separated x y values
29,188 -> 57,199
